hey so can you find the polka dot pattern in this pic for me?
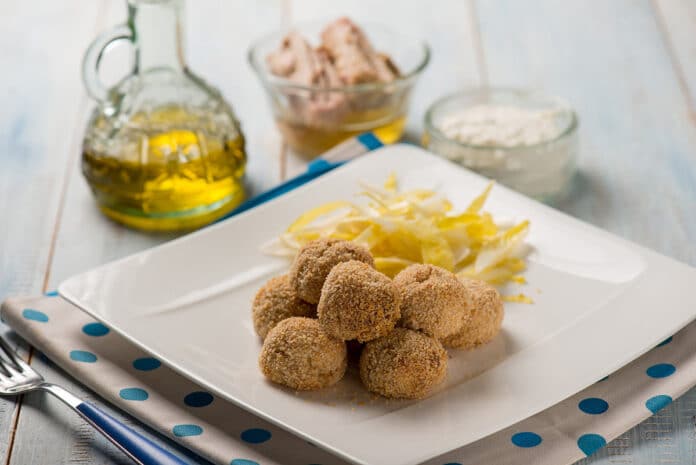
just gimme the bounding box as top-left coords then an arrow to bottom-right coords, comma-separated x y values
22,309 -> 49,323
132,357 -> 161,371
173,424 -> 203,437
184,391 -> 214,408
577,433 -> 606,456
645,394 -> 672,414
82,322 -> 110,337
656,336 -> 673,347
511,432 -> 542,448
578,398 -> 608,415
119,387 -> 149,401
646,363 -> 676,378
44,290 -> 59,297
7,292 -> 694,465
69,350 -> 97,363
240,428 -> 272,444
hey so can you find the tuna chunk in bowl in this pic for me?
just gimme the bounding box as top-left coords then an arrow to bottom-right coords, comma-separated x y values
248,18 -> 430,157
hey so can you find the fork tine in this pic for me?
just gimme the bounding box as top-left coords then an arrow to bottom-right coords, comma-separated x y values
0,359 -> 10,378
0,349 -> 18,378
0,334 -> 39,380
0,359 -> 21,378
11,355 -> 32,374
0,335 -> 21,370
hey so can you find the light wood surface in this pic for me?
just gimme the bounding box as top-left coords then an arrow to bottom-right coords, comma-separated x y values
1,1 -> 695,464
654,0 -> 696,114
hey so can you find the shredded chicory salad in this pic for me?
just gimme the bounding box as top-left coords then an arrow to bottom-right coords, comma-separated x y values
262,174 -> 531,300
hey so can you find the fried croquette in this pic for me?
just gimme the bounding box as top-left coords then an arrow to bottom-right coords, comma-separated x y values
360,328 -> 447,399
259,317 -> 347,390
442,279 -> 504,349
252,274 -> 317,340
289,238 -> 374,304
318,260 -> 400,342
394,264 -> 469,339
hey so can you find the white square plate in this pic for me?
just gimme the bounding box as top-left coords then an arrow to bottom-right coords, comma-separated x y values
60,145 -> 696,465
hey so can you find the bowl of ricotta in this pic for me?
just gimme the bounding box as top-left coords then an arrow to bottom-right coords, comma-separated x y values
423,88 -> 578,202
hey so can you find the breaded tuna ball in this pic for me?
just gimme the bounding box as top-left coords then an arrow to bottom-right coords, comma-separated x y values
252,274 -> 316,340
318,260 -> 400,342
259,317 -> 347,390
442,279 -> 504,349
360,328 -> 447,399
394,264 -> 469,339
290,238 -> 374,304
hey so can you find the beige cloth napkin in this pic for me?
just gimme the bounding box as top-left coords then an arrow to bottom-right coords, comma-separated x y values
2,294 -> 695,465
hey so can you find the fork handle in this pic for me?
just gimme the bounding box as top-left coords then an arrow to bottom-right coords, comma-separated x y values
75,402 -> 192,465
42,384 -> 191,465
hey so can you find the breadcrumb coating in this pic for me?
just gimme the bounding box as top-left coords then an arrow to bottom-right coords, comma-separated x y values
252,274 -> 317,340
442,279 -> 504,349
290,238 -> 374,304
318,260 -> 400,342
259,317 -> 347,390
360,328 -> 447,399
394,264 -> 468,339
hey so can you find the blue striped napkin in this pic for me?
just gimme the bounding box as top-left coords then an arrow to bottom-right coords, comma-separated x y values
219,132 -> 383,219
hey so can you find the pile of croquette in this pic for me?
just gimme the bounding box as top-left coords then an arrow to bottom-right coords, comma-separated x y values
253,238 -> 504,399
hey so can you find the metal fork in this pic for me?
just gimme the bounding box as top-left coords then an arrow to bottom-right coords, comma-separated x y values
0,335 -> 190,465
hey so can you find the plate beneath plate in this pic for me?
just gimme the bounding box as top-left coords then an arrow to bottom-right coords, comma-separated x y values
60,145 -> 696,465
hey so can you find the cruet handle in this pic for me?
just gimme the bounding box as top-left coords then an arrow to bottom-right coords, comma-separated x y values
82,24 -> 134,103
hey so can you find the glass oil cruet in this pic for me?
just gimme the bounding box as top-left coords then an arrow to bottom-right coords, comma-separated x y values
81,0 -> 246,232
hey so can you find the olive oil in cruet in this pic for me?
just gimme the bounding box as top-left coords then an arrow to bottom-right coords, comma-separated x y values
81,0 -> 246,231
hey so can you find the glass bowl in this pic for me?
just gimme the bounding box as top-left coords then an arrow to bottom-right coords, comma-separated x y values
249,21 -> 430,158
423,88 -> 579,202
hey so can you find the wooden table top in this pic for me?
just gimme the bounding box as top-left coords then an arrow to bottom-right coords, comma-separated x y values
1,1 -> 695,464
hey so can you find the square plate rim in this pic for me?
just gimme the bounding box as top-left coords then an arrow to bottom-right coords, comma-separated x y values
59,144 -> 696,465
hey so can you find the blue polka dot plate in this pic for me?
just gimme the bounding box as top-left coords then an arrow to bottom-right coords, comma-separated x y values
59,145 -> 696,465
